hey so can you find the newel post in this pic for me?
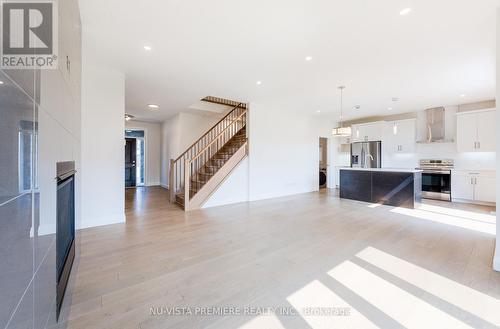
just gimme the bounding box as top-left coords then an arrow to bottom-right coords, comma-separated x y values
184,158 -> 190,210
169,159 -> 175,203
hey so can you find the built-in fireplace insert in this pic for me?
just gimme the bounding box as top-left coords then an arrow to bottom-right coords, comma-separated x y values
56,161 -> 76,319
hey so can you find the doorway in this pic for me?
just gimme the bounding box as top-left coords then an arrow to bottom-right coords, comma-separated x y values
319,137 -> 328,189
125,130 -> 145,188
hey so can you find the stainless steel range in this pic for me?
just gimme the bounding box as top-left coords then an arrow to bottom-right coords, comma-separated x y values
417,159 -> 454,201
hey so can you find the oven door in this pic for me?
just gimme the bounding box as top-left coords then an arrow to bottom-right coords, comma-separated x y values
421,170 -> 451,201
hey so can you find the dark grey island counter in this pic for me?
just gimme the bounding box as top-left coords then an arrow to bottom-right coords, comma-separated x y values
340,168 -> 422,209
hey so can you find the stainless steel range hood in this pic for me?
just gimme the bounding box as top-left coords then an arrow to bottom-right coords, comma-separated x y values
417,107 -> 454,144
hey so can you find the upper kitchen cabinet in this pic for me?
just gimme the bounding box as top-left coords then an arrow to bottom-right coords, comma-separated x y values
387,119 -> 416,153
351,121 -> 386,142
456,109 -> 495,152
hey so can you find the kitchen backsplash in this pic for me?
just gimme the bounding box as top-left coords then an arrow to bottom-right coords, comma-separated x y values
384,142 -> 496,170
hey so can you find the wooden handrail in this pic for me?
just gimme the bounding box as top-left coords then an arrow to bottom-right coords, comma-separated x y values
174,103 -> 245,162
189,110 -> 247,163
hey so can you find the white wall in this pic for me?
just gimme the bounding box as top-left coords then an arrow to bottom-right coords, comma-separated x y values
80,50 -> 125,229
161,115 -> 180,188
126,121 -> 161,186
160,112 -> 220,188
248,105 -> 321,201
179,112 -> 221,152
204,104 -> 327,207
203,158 -> 249,208
494,8 -> 500,272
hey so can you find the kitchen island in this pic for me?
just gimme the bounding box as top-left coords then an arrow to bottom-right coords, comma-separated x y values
340,168 -> 422,209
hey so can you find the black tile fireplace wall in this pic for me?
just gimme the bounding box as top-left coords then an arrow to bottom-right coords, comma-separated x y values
0,1 -> 81,328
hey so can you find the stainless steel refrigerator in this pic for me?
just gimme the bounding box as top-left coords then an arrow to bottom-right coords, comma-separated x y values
351,141 -> 382,168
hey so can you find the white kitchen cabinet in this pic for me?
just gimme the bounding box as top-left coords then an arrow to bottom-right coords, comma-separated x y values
351,122 -> 385,143
456,109 -> 496,152
474,175 -> 496,203
451,172 -> 474,200
452,170 -> 496,204
387,119 -> 416,153
476,110 -> 496,152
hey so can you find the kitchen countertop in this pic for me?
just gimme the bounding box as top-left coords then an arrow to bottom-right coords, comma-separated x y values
339,167 -> 423,173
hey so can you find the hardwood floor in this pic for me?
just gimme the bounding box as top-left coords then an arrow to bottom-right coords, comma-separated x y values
54,187 -> 500,329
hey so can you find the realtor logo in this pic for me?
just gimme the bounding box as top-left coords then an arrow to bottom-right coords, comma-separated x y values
1,1 -> 58,69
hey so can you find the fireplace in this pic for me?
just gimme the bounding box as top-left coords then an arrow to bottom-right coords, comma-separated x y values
56,161 -> 76,319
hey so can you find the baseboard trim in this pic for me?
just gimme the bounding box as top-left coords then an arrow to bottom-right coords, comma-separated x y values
451,198 -> 496,207
77,213 -> 126,230
494,247 -> 500,272
249,188 -> 317,203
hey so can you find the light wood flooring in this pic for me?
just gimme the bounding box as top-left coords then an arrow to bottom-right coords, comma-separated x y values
54,187 -> 500,329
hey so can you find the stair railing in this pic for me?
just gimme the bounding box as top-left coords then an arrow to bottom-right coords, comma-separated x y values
169,104 -> 247,204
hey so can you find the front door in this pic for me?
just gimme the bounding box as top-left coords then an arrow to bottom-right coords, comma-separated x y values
125,138 -> 137,187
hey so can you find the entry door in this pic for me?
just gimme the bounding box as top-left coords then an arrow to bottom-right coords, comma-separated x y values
125,138 -> 137,187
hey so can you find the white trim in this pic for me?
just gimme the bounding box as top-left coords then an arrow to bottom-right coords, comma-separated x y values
455,108 -> 496,116
146,182 -> 161,187
451,198 -> 496,207
249,188 -> 317,203
494,250 -> 500,272
77,213 -> 126,230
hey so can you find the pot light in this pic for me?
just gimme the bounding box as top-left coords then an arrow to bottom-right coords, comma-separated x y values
460,94 -> 466,98
388,107 -> 393,110
400,8 -> 412,15
0,80 -> 4,85
305,56 -> 313,61
144,45 -> 152,51
147,104 -> 159,110
125,114 -> 135,121
354,105 -> 361,110
256,81 -> 262,85
316,110 -> 321,113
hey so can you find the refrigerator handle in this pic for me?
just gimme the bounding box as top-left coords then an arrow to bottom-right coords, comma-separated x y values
360,144 -> 365,168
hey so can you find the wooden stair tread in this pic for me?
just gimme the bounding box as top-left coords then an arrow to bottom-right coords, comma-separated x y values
174,125 -> 247,208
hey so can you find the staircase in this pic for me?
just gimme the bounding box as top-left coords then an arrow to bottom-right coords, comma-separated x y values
169,102 -> 248,210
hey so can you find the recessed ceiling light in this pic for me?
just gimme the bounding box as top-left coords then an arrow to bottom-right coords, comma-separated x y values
0,80 -> 4,85
392,97 -> 399,102
147,104 -> 159,110
354,105 -> 361,110
460,94 -> 466,98
400,8 -> 412,16
144,45 -> 152,51
125,114 -> 135,121
316,110 -> 321,113
305,56 -> 313,61
256,81 -> 262,85
388,107 -> 393,110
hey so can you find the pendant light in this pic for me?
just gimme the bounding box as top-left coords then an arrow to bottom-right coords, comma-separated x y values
332,86 -> 352,137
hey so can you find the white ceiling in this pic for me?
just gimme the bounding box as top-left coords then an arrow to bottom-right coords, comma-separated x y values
79,0 -> 500,122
